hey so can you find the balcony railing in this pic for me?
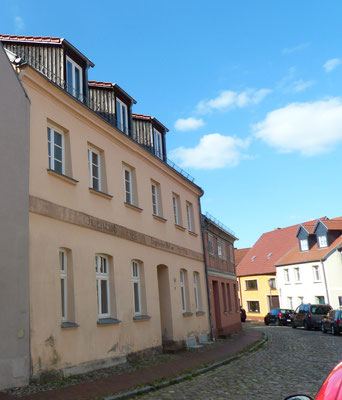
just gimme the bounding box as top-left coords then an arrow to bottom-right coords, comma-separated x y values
204,212 -> 235,237
11,48 -> 196,184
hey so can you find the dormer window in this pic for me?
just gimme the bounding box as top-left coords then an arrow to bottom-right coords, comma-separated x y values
116,98 -> 128,135
251,256 -> 256,261
300,239 -> 309,251
318,235 -> 328,248
66,56 -> 83,100
153,129 -> 163,159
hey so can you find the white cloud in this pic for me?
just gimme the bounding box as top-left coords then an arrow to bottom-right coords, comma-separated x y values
169,133 -> 250,170
289,79 -> 314,93
324,58 -> 341,73
14,15 -> 25,32
278,68 -> 314,93
196,88 -> 271,114
254,98 -> 342,156
174,117 -> 204,131
282,42 -> 311,54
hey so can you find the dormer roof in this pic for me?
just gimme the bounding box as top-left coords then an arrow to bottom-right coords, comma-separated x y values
133,113 -> 169,133
313,218 -> 342,234
88,81 -> 137,104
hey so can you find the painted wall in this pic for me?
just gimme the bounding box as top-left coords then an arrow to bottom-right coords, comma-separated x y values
0,45 -> 31,389
238,274 -> 278,320
325,250 -> 342,308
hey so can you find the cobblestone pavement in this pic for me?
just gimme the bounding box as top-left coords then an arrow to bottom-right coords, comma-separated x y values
140,323 -> 342,400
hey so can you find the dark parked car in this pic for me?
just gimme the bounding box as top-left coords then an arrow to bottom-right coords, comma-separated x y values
292,303 -> 332,330
240,307 -> 246,322
264,308 -> 294,326
321,309 -> 342,335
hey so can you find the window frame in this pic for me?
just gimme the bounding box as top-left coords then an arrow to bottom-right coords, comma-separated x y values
180,269 -> 187,312
124,167 -> 133,204
116,97 -> 129,135
247,300 -> 260,313
48,126 -> 65,174
186,203 -> 193,232
194,272 -> 199,312
245,279 -> 258,291
288,296 -> 293,309
284,268 -> 290,283
173,195 -> 179,225
312,265 -> 321,282
132,260 -> 142,315
151,183 -> 159,216
300,239 -> 309,251
153,129 -> 163,159
294,267 -> 301,283
88,147 -> 101,191
318,235 -> 328,248
66,56 -> 83,100
59,250 -> 67,322
95,254 -> 110,319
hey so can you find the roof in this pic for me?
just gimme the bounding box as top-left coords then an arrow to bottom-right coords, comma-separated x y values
132,113 -> 169,132
276,234 -> 342,266
317,219 -> 342,232
236,219 -> 320,277
88,81 -> 137,104
234,248 -> 250,266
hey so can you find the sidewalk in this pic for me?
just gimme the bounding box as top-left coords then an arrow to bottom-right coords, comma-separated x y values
0,327 -> 262,400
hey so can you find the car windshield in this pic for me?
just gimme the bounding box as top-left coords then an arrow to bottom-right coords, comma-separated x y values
311,305 -> 331,314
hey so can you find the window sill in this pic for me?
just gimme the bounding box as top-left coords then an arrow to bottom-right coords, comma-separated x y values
89,188 -> 113,200
175,224 -> 186,231
47,169 -> 78,185
97,318 -> 121,325
188,231 -> 198,237
133,315 -> 151,321
61,322 -> 79,329
313,280 -> 322,283
294,281 -> 302,284
182,312 -> 193,317
153,214 -> 167,223
196,311 -> 205,316
125,202 -> 143,212
245,289 -> 258,291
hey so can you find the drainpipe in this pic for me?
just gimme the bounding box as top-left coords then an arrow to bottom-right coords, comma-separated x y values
198,199 -> 215,342
320,259 -> 330,305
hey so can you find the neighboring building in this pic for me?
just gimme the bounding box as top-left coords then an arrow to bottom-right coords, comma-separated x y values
202,213 -> 241,338
0,34 -> 210,389
276,217 -> 342,310
236,223 -> 305,320
234,248 -> 251,269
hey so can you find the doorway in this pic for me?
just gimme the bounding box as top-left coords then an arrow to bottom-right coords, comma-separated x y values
157,265 -> 173,341
212,281 -> 222,335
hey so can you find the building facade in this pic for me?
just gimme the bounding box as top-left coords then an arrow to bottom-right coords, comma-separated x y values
0,35 -> 210,389
201,213 -> 241,338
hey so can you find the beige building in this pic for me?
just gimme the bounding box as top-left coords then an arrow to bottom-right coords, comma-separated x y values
0,34 -> 209,388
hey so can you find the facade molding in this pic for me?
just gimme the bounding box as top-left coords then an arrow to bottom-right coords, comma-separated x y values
207,267 -> 237,281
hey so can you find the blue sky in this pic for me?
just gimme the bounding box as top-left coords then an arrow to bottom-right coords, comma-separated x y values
3,1 -> 342,248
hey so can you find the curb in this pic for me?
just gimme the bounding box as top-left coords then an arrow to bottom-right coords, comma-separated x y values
103,334 -> 267,400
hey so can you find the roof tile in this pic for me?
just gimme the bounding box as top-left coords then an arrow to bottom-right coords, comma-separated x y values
0,34 -> 62,44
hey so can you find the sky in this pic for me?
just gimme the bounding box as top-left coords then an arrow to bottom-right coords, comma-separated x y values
2,1 -> 342,248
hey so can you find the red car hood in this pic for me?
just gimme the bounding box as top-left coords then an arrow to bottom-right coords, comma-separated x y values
316,362 -> 342,400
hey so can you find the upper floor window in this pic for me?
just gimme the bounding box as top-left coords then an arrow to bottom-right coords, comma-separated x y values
95,255 -> 110,318
172,194 -> 182,226
48,127 -> 64,174
124,168 -> 132,204
313,265 -> 321,282
66,56 -> 83,100
186,202 -> 194,232
318,235 -> 328,248
116,98 -> 128,135
88,148 -> 101,191
284,268 -> 290,283
208,234 -> 214,254
59,250 -> 67,322
217,240 -> 223,258
268,278 -> 276,290
132,261 -> 141,315
294,267 -> 301,283
300,239 -> 309,251
245,279 -> 258,290
151,183 -> 159,216
153,129 -> 163,159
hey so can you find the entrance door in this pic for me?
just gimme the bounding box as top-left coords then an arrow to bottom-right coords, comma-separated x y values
157,265 -> 173,341
268,295 -> 280,310
212,281 -> 222,335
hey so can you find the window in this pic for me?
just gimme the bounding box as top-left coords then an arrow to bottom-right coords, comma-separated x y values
132,261 -> 141,315
245,279 -> 258,290
227,283 -> 232,312
153,129 -> 163,159
294,268 -> 301,283
217,240 -> 223,258
48,127 -> 64,174
288,296 -> 293,309
186,202 -> 194,232
151,183 -> 158,215
124,168 -> 132,204
96,255 -> 110,318
116,98 -> 128,134
313,265 -> 321,282
318,235 -> 328,248
60,250 -> 67,322
180,269 -> 187,312
298,296 -> 304,305
315,296 -> 325,304
284,269 -> 290,283
268,278 -> 276,290
251,256 -> 256,262
233,283 -> 239,311
222,283 -> 227,312
172,194 -> 182,226
229,243 -> 234,263
267,252 -> 272,259
300,239 -> 309,251
88,148 -> 101,191
247,301 -> 260,313
194,272 -> 200,312
66,56 -> 83,100
208,234 -> 214,254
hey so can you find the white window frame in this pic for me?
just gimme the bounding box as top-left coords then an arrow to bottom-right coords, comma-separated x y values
132,261 -> 141,315
298,296 -> 304,305
288,296 -> 293,309
294,267 -> 301,283
194,272 -> 199,312
151,183 -> 159,216
116,98 -> 128,135
269,278 -> 276,290
48,126 -> 65,174
318,235 -> 328,248
180,270 -> 186,312
313,265 -> 321,282
300,239 -> 309,251
88,147 -> 101,191
186,203 -> 193,232
124,168 -> 132,204
284,269 -> 290,284
153,129 -> 163,159
96,255 -> 110,318
60,250 -> 67,322
173,196 -> 179,225
66,56 -> 83,100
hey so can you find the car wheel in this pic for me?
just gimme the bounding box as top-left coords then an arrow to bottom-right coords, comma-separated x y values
321,323 -> 327,333
332,325 -> 339,336
292,321 -> 297,329
304,321 -> 311,330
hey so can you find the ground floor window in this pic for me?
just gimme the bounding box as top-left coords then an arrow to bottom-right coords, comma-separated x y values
247,301 -> 260,313
315,296 -> 325,304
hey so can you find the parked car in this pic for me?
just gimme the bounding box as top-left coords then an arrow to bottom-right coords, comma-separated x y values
292,303 -> 332,330
240,307 -> 246,322
284,360 -> 342,399
321,309 -> 342,335
264,308 -> 294,326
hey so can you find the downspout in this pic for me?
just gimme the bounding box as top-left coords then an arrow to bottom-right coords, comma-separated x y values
198,199 -> 215,342
320,259 -> 330,305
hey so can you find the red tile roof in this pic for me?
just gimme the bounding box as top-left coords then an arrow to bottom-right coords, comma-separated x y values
236,219 -> 320,277
0,34 -> 62,44
88,81 -> 113,88
132,114 -> 152,120
319,219 -> 342,231
234,248 -> 250,266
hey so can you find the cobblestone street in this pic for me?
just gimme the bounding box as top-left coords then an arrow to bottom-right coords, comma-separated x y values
140,323 -> 342,400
